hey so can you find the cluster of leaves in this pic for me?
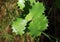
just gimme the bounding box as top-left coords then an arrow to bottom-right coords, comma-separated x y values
12,0 -> 48,37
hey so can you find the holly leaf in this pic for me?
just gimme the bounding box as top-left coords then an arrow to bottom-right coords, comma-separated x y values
28,2 -> 48,37
12,18 -> 27,35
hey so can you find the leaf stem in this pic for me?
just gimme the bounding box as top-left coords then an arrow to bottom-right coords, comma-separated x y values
42,32 -> 51,40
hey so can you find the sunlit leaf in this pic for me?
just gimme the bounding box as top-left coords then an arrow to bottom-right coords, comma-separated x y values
12,18 -> 27,35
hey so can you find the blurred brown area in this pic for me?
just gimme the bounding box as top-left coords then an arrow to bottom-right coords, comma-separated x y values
0,0 -> 19,28
0,0 -> 20,42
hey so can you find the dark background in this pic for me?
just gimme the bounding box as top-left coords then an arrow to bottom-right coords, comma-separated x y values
39,0 -> 60,42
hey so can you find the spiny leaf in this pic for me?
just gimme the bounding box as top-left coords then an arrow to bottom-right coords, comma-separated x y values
27,2 -> 48,37
12,18 -> 27,35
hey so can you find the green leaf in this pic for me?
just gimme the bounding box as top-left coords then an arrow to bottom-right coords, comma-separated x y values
17,0 -> 25,10
27,2 -> 48,37
29,2 -> 45,15
12,18 -> 27,35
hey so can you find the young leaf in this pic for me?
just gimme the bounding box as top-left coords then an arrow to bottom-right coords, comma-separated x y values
12,18 -> 27,35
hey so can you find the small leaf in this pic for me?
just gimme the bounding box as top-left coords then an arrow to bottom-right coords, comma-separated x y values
12,18 -> 27,35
